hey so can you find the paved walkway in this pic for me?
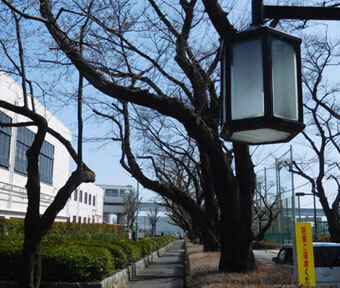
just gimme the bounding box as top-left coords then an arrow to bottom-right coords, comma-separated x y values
127,240 -> 185,288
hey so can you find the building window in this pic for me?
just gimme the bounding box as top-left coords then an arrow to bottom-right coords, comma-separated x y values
89,194 -> 92,205
74,189 -> 78,201
88,217 -> 91,223
79,190 -> 83,203
15,127 -> 54,184
119,189 -> 131,197
83,217 -> 86,223
72,215 -> 76,222
105,189 -> 118,197
84,192 -> 88,204
0,112 -> 12,168
78,216 -> 81,223
93,195 -> 96,206
92,216 -> 95,223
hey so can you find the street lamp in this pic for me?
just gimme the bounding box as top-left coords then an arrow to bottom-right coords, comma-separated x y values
295,192 -> 317,239
135,182 -> 140,242
220,0 -> 340,145
220,18 -> 304,145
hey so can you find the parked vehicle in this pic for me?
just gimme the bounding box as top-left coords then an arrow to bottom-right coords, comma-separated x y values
272,243 -> 340,287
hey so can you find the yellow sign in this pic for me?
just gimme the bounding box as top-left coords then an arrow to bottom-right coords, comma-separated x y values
295,222 -> 316,287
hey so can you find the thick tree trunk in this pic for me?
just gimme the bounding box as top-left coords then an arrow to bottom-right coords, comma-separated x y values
20,228 -> 42,288
325,212 -> 340,243
219,209 -> 255,272
218,143 -> 256,272
200,222 -> 219,251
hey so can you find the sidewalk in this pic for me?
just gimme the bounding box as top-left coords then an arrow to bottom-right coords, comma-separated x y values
126,240 -> 185,288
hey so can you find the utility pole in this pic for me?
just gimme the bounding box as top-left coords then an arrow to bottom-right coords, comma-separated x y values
275,158 -> 282,234
290,145 -> 296,223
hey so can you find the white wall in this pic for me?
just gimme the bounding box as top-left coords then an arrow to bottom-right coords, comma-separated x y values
0,72 -> 103,222
67,183 -> 104,223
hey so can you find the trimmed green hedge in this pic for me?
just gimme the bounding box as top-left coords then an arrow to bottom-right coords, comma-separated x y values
0,240 -> 22,280
0,219 -> 125,240
0,236 -> 176,282
42,244 -> 114,282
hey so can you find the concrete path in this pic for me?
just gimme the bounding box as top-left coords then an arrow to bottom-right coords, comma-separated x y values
127,240 -> 184,288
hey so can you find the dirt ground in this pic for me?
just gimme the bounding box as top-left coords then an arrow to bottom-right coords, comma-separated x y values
186,241 -> 307,288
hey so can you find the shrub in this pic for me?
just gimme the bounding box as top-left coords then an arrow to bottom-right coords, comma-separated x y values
104,243 -> 128,269
61,240 -> 128,270
137,239 -> 154,257
0,218 -> 126,240
111,241 -> 142,264
42,244 -> 114,282
317,234 -> 331,242
48,222 -> 125,239
0,218 -> 24,239
252,240 -> 280,250
0,240 -> 23,280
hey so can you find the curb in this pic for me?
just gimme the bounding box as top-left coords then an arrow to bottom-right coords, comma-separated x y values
183,239 -> 189,288
0,241 -> 176,288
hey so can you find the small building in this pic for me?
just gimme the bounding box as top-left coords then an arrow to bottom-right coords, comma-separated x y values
99,184 -> 135,224
0,72 -> 103,222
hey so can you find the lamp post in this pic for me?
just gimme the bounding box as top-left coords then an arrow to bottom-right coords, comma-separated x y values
135,182 -> 139,242
295,192 -> 317,240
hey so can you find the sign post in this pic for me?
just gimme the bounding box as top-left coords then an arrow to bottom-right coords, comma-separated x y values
294,222 -> 316,287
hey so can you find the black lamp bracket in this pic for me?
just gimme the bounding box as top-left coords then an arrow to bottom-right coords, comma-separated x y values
252,0 -> 340,25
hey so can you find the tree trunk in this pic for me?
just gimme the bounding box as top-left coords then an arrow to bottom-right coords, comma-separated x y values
20,231 -> 42,288
201,217 -> 219,251
218,143 -> 256,272
325,211 -> 340,242
219,209 -> 255,271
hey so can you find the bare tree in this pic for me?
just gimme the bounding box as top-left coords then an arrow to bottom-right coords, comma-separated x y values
147,206 -> 160,236
123,191 -> 138,238
289,34 -> 340,242
2,0 -> 257,273
159,196 -> 213,243
252,188 -> 281,241
0,8 -> 94,288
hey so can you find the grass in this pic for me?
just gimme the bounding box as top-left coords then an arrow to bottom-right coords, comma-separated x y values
186,241 -> 300,288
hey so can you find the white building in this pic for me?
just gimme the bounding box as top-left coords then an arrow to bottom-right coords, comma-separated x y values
0,72 -> 103,223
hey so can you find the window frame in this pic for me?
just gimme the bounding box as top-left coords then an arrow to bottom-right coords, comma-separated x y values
0,112 -> 12,168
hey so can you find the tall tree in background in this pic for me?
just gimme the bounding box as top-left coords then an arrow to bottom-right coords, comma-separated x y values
252,187 -> 281,241
0,9 -> 94,288
147,206 -> 160,236
123,191 -> 138,238
290,35 -> 340,242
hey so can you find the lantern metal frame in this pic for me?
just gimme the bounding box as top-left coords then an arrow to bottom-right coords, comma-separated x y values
220,25 -> 305,145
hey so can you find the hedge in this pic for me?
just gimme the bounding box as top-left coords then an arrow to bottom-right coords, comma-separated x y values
317,234 -> 331,242
0,240 -> 23,280
57,240 -> 129,269
0,236 -> 175,282
42,244 -> 114,282
0,219 -> 125,240
252,239 -> 281,250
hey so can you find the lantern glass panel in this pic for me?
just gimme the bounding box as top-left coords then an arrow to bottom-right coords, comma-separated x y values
231,38 -> 264,120
272,38 -> 298,121
231,128 -> 291,144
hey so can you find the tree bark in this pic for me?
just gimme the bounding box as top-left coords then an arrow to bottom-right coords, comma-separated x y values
218,143 -> 256,272
21,230 -> 42,288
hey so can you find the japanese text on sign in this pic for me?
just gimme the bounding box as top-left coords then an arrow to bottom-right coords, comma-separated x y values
295,222 -> 315,287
